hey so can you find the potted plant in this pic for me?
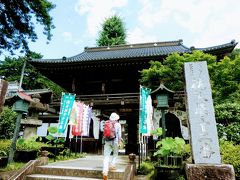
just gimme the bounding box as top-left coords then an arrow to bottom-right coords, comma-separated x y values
153,137 -> 185,167
151,128 -> 188,179
41,127 -> 65,158
14,136 -> 44,162
0,139 -> 11,167
0,150 -> 8,168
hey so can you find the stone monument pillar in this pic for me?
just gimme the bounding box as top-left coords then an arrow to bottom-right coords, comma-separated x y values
184,62 -> 235,180
21,94 -> 49,139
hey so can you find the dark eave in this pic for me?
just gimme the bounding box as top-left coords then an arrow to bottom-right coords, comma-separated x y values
194,40 -> 238,54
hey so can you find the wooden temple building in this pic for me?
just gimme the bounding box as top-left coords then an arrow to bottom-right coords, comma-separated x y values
29,39 -> 237,154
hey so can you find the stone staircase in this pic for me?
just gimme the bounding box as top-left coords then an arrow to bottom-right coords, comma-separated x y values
24,155 -> 135,180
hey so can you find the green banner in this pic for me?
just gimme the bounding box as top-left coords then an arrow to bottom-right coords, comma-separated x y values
58,93 -> 75,134
140,86 -> 151,134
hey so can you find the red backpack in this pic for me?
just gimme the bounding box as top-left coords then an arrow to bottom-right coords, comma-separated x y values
103,120 -> 116,141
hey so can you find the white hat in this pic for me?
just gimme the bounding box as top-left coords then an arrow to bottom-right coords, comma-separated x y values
109,112 -> 120,121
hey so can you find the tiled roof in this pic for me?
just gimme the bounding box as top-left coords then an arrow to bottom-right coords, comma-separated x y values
194,39 -> 238,52
30,40 -> 237,64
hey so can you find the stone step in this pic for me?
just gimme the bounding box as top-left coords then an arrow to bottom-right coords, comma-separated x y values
25,174 -> 118,180
34,165 -> 125,179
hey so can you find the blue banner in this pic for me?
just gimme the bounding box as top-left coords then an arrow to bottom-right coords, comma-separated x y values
58,93 -> 75,134
139,86 -> 151,134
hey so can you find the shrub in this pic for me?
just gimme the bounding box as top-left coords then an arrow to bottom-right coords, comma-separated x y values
0,107 -> 17,139
0,139 -> 11,155
215,102 -> 240,144
215,103 -> 240,124
16,137 -> 45,151
154,137 -> 186,157
137,161 -> 155,175
45,126 -> 65,146
217,122 -> 240,143
220,140 -> 240,178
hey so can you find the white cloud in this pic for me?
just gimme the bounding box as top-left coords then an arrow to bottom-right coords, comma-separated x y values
135,0 -> 240,47
138,1 -> 170,29
127,27 -> 157,44
193,8 -> 240,47
62,32 -> 73,41
74,0 -> 128,38
62,32 -> 82,45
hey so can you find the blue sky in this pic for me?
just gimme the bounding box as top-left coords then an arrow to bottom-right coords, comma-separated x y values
3,0 -> 240,59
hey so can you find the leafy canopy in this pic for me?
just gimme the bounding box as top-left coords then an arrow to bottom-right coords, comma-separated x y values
0,52 -> 65,98
96,15 -> 127,46
140,50 -> 240,104
0,0 -> 55,54
215,102 -> 240,143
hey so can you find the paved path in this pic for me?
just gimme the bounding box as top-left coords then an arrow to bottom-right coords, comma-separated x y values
45,155 -> 130,172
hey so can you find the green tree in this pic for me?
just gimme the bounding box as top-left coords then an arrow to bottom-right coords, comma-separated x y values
0,0 -> 55,54
96,15 -> 127,46
215,102 -> 240,143
215,103 -> 240,124
229,48 -> 240,60
140,50 -> 240,104
140,50 -> 240,144
0,52 -> 64,98
140,51 -> 216,91
210,56 -> 240,103
0,107 -> 17,139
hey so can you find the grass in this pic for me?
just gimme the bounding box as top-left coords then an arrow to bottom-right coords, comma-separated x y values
48,152 -> 87,163
0,162 -> 25,172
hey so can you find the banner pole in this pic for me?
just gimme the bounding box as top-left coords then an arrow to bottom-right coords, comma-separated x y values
69,138 -> 72,157
54,136 -> 58,162
75,136 -> 77,157
138,86 -> 142,168
80,135 -> 83,153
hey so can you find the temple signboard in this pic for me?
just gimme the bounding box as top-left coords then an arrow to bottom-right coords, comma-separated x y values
184,61 -> 221,164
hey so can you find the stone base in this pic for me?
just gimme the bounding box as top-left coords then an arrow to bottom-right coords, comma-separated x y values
39,157 -> 48,165
185,164 -> 235,180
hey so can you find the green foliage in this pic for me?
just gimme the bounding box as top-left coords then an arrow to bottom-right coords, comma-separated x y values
0,162 -> 25,172
0,1 -> 55,54
215,102 -> 240,143
220,140 -> 240,178
0,54 -> 65,98
229,48 -> 240,64
137,161 -> 155,175
0,107 -> 17,139
16,136 -> 45,151
176,176 -> 186,180
210,56 -> 240,103
46,127 -> 65,146
48,126 -> 58,134
151,127 -> 163,137
48,151 -> 87,163
0,150 -> 7,156
0,139 -> 11,155
139,50 -> 240,104
215,103 -> 240,124
154,137 -> 186,157
140,51 -> 216,91
217,123 -> 240,143
96,15 -> 127,46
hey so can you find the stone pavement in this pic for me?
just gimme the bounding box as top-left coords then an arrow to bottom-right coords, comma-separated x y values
46,154 -> 129,170
26,155 -> 136,180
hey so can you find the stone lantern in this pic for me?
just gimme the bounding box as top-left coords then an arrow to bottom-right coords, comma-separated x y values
21,93 -> 49,139
8,91 -> 33,163
151,83 -> 174,138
